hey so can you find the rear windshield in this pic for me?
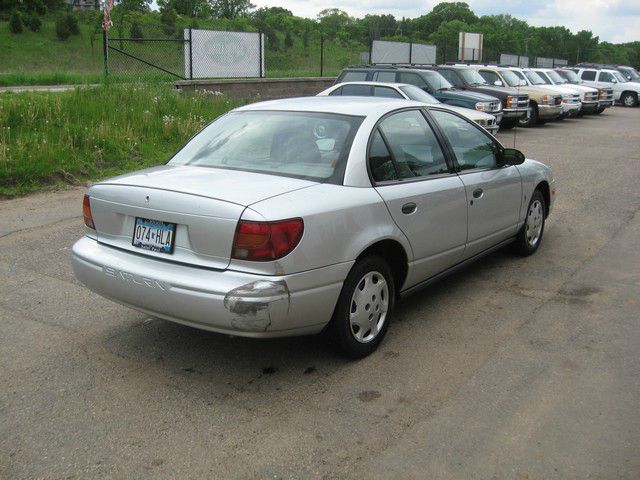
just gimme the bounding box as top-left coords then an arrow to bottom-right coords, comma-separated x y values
169,111 -> 363,183
399,85 -> 440,103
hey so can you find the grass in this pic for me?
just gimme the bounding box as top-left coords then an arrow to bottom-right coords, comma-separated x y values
1,18 -> 362,85
0,84 -> 240,196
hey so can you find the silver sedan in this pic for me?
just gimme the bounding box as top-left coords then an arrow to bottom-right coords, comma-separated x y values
72,96 -> 555,357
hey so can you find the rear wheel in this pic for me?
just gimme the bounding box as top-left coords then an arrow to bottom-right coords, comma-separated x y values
513,190 -> 546,256
328,256 -> 395,358
518,104 -> 538,128
621,92 -> 638,107
500,119 -> 516,130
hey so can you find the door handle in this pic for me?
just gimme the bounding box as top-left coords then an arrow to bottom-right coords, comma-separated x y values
401,202 -> 417,215
473,188 -> 484,199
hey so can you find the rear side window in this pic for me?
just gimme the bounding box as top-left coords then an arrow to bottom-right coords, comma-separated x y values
328,87 -> 343,96
373,86 -> 403,99
341,84 -> 372,96
373,71 -> 396,82
369,130 -> 397,182
376,110 -> 449,179
340,71 -> 368,82
581,70 -> 596,81
479,70 -> 502,86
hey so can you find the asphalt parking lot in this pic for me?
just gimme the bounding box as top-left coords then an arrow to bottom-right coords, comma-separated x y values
1,107 -> 639,479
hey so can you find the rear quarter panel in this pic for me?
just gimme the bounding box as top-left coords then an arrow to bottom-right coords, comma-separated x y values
231,184 -> 412,276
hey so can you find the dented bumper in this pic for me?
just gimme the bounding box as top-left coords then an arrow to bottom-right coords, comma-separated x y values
71,236 -> 350,338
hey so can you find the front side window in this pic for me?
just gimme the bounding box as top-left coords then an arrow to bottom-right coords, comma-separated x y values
581,70 -> 596,81
430,110 -> 499,170
599,71 -> 615,83
437,69 -> 462,87
479,70 -> 502,86
397,72 -> 428,89
373,86 -> 404,99
170,111 -> 363,182
375,109 -> 449,179
499,69 -> 527,87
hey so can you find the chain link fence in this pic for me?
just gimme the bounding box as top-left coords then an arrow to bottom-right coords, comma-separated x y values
102,27 -> 574,82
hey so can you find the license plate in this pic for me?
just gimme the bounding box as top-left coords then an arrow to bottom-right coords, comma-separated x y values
132,218 -> 176,254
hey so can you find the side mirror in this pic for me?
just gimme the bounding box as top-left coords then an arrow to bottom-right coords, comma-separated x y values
494,80 -> 503,86
611,78 -> 618,83
500,148 -> 525,166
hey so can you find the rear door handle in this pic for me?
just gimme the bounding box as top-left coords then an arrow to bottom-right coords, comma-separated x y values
473,188 -> 484,199
401,202 -> 417,215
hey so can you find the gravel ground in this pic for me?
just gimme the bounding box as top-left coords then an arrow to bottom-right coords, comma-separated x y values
1,107 -> 639,479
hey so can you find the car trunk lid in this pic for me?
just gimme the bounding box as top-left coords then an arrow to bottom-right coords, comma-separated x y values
88,165 -> 315,270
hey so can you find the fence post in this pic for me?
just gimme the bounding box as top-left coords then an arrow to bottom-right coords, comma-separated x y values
259,32 -> 263,78
409,37 -> 413,64
369,39 -> 373,65
103,29 -> 109,77
188,26 -> 193,80
320,34 -> 324,77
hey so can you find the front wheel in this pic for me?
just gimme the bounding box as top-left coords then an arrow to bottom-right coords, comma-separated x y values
328,256 -> 395,358
513,190 -> 546,256
519,104 -> 538,128
621,92 -> 638,107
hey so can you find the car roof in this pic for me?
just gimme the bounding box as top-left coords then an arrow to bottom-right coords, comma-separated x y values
235,96 -> 424,117
330,81 -> 412,89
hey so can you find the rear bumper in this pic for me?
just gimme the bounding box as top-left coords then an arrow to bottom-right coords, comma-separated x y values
71,236 -> 349,338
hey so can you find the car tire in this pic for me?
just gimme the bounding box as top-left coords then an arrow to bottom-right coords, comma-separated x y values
621,92 -> 638,107
500,119 -> 516,130
513,189 -> 546,257
519,104 -> 538,128
328,256 -> 395,358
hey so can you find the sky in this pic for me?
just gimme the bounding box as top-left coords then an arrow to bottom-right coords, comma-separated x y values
250,0 -> 640,44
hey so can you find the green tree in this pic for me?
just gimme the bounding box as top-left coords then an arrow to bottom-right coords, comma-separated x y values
9,9 -> 23,33
284,29 -> 293,49
211,0 -> 254,19
24,13 -> 42,31
414,2 -> 477,37
55,13 -> 71,40
130,21 -> 143,41
317,8 -> 351,39
159,5 -> 177,35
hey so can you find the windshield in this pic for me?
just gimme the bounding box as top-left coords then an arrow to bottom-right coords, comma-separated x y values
523,70 -> 548,85
613,71 -> 627,83
546,70 -> 567,84
499,69 -> 527,87
459,69 -> 488,86
560,69 -> 580,83
399,85 -> 440,103
169,111 -> 363,182
423,71 -> 454,91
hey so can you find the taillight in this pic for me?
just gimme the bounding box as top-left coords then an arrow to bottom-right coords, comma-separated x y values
232,218 -> 303,261
83,194 -> 95,229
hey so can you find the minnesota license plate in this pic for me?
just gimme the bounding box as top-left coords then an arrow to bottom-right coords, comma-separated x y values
132,217 -> 176,254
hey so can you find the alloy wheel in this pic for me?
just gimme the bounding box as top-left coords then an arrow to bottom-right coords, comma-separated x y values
525,199 -> 544,247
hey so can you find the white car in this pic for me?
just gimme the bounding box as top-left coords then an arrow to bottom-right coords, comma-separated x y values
532,68 -> 600,114
577,68 -> 640,107
318,82 -> 500,135
509,67 -> 581,118
71,96 -> 555,357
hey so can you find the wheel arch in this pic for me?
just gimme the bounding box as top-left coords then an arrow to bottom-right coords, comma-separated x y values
535,180 -> 551,217
355,239 -> 409,294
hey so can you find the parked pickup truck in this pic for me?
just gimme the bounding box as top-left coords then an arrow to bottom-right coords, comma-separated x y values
335,66 -> 504,122
427,65 -> 529,129
508,67 -> 581,119
575,67 -> 640,107
468,65 -> 562,127
532,68 -> 600,114
554,69 -> 614,114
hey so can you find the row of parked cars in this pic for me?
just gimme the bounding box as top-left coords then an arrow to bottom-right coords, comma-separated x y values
320,63 -> 640,134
